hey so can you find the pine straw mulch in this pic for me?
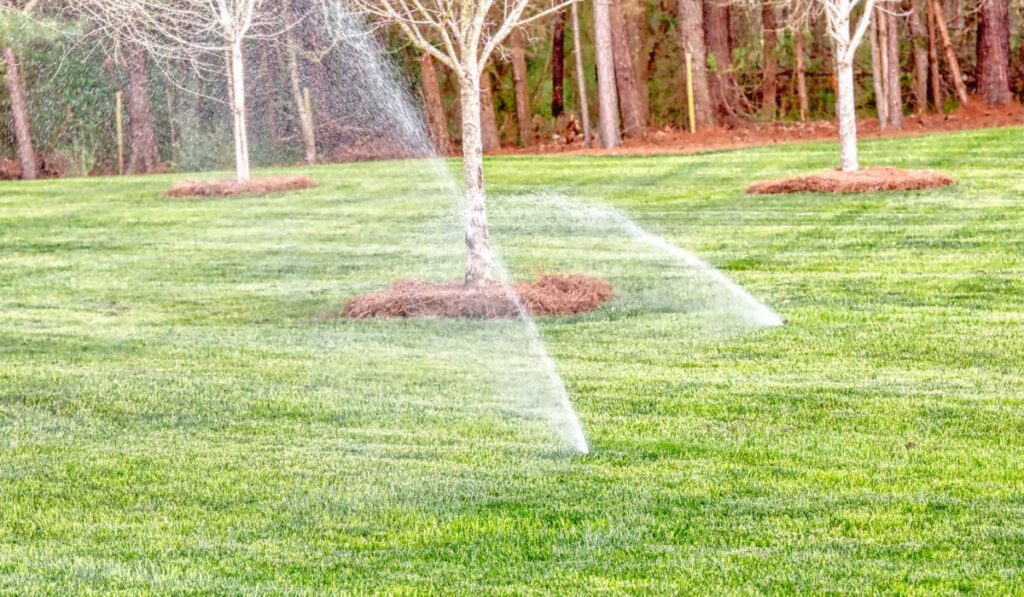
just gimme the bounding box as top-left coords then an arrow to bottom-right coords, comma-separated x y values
166,175 -> 317,199
746,167 -> 955,195
341,274 -> 614,319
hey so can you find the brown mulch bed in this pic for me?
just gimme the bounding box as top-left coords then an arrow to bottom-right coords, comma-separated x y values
341,274 -> 614,319
746,167 -> 955,195
166,175 -> 317,199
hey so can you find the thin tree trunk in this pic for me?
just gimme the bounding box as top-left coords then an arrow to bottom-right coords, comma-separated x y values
420,52 -> 450,153
3,47 -> 36,180
123,42 -> 159,174
676,0 -> 714,128
908,1 -> 930,113
760,0 -> 778,118
610,0 -> 645,138
551,8 -> 567,117
795,27 -> 809,121
703,0 -> 745,119
460,64 -> 493,290
509,29 -> 533,146
931,0 -> 969,104
884,2 -> 903,129
227,40 -> 251,182
927,0 -> 943,110
571,1 -> 593,146
871,16 -> 889,128
286,35 -> 317,164
593,0 -> 621,147
976,0 -> 1012,105
479,68 -> 501,152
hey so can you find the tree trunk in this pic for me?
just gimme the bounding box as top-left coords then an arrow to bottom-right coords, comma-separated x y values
419,52 -> 450,153
795,27 -> 809,121
228,40 -> 251,182
884,2 -> 903,129
871,16 -> 889,128
593,0 -> 621,147
286,34 -> 317,164
572,1 -> 593,146
927,0 -> 943,110
551,8 -> 567,117
760,0 -> 778,118
835,22 -> 860,173
931,0 -> 969,104
459,65 -> 493,290
3,47 -> 36,180
908,1 -> 930,113
509,29 -> 533,146
479,68 -> 501,152
675,0 -> 714,128
626,0 -> 650,124
976,0 -> 1012,105
124,42 -> 159,174
610,0 -> 645,138
702,0 -> 744,118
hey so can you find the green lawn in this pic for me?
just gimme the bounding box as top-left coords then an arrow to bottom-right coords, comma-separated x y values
2,127 -> 1023,593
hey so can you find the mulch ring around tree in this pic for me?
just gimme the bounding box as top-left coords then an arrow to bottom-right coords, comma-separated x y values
746,167 -> 955,195
166,175 -> 317,199
341,274 -> 614,319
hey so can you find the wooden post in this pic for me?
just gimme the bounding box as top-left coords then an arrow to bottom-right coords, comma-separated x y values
115,91 -> 124,175
685,52 -> 696,134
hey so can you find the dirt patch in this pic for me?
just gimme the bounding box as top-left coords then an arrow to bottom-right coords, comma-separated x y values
747,167 -> 955,195
341,274 -> 614,319
166,175 -> 317,199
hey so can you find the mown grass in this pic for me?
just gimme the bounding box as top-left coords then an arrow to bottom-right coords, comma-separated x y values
2,127 -> 1023,593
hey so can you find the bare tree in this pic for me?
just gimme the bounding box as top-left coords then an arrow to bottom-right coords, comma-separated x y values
348,0 -> 572,288
1,0 -> 39,180
822,0 -> 876,171
80,0 -> 280,182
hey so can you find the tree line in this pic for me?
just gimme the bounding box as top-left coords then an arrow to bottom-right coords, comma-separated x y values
1,0 -> 1022,182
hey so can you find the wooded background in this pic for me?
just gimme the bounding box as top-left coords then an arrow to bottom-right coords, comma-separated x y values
1,0 -> 1022,178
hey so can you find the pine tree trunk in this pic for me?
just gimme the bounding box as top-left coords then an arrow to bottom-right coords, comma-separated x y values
3,47 -> 36,180
760,0 -> 778,118
479,69 -> 501,152
228,40 -> 251,182
927,0 -> 943,110
702,0 -> 743,118
626,0 -> 650,124
871,16 -> 889,128
610,0 -> 645,138
419,52 -> 450,154
976,0 -> 1011,105
884,2 -> 903,129
795,27 -> 809,121
593,0 -> 621,147
571,1 -> 593,146
675,0 -> 714,128
509,29 -> 533,146
124,42 -> 159,174
459,64 -> 493,290
551,8 -> 567,117
931,0 -> 969,104
909,1 -> 931,113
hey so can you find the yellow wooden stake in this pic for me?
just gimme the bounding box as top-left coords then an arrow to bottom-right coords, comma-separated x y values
685,52 -> 696,134
115,91 -> 125,175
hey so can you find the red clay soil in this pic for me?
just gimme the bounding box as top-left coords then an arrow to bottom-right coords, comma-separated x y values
166,175 -> 317,199
342,274 -> 614,319
747,167 -> 955,195
506,98 -> 1024,158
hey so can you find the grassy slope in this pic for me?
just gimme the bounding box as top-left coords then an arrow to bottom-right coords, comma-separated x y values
2,128 -> 1023,593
